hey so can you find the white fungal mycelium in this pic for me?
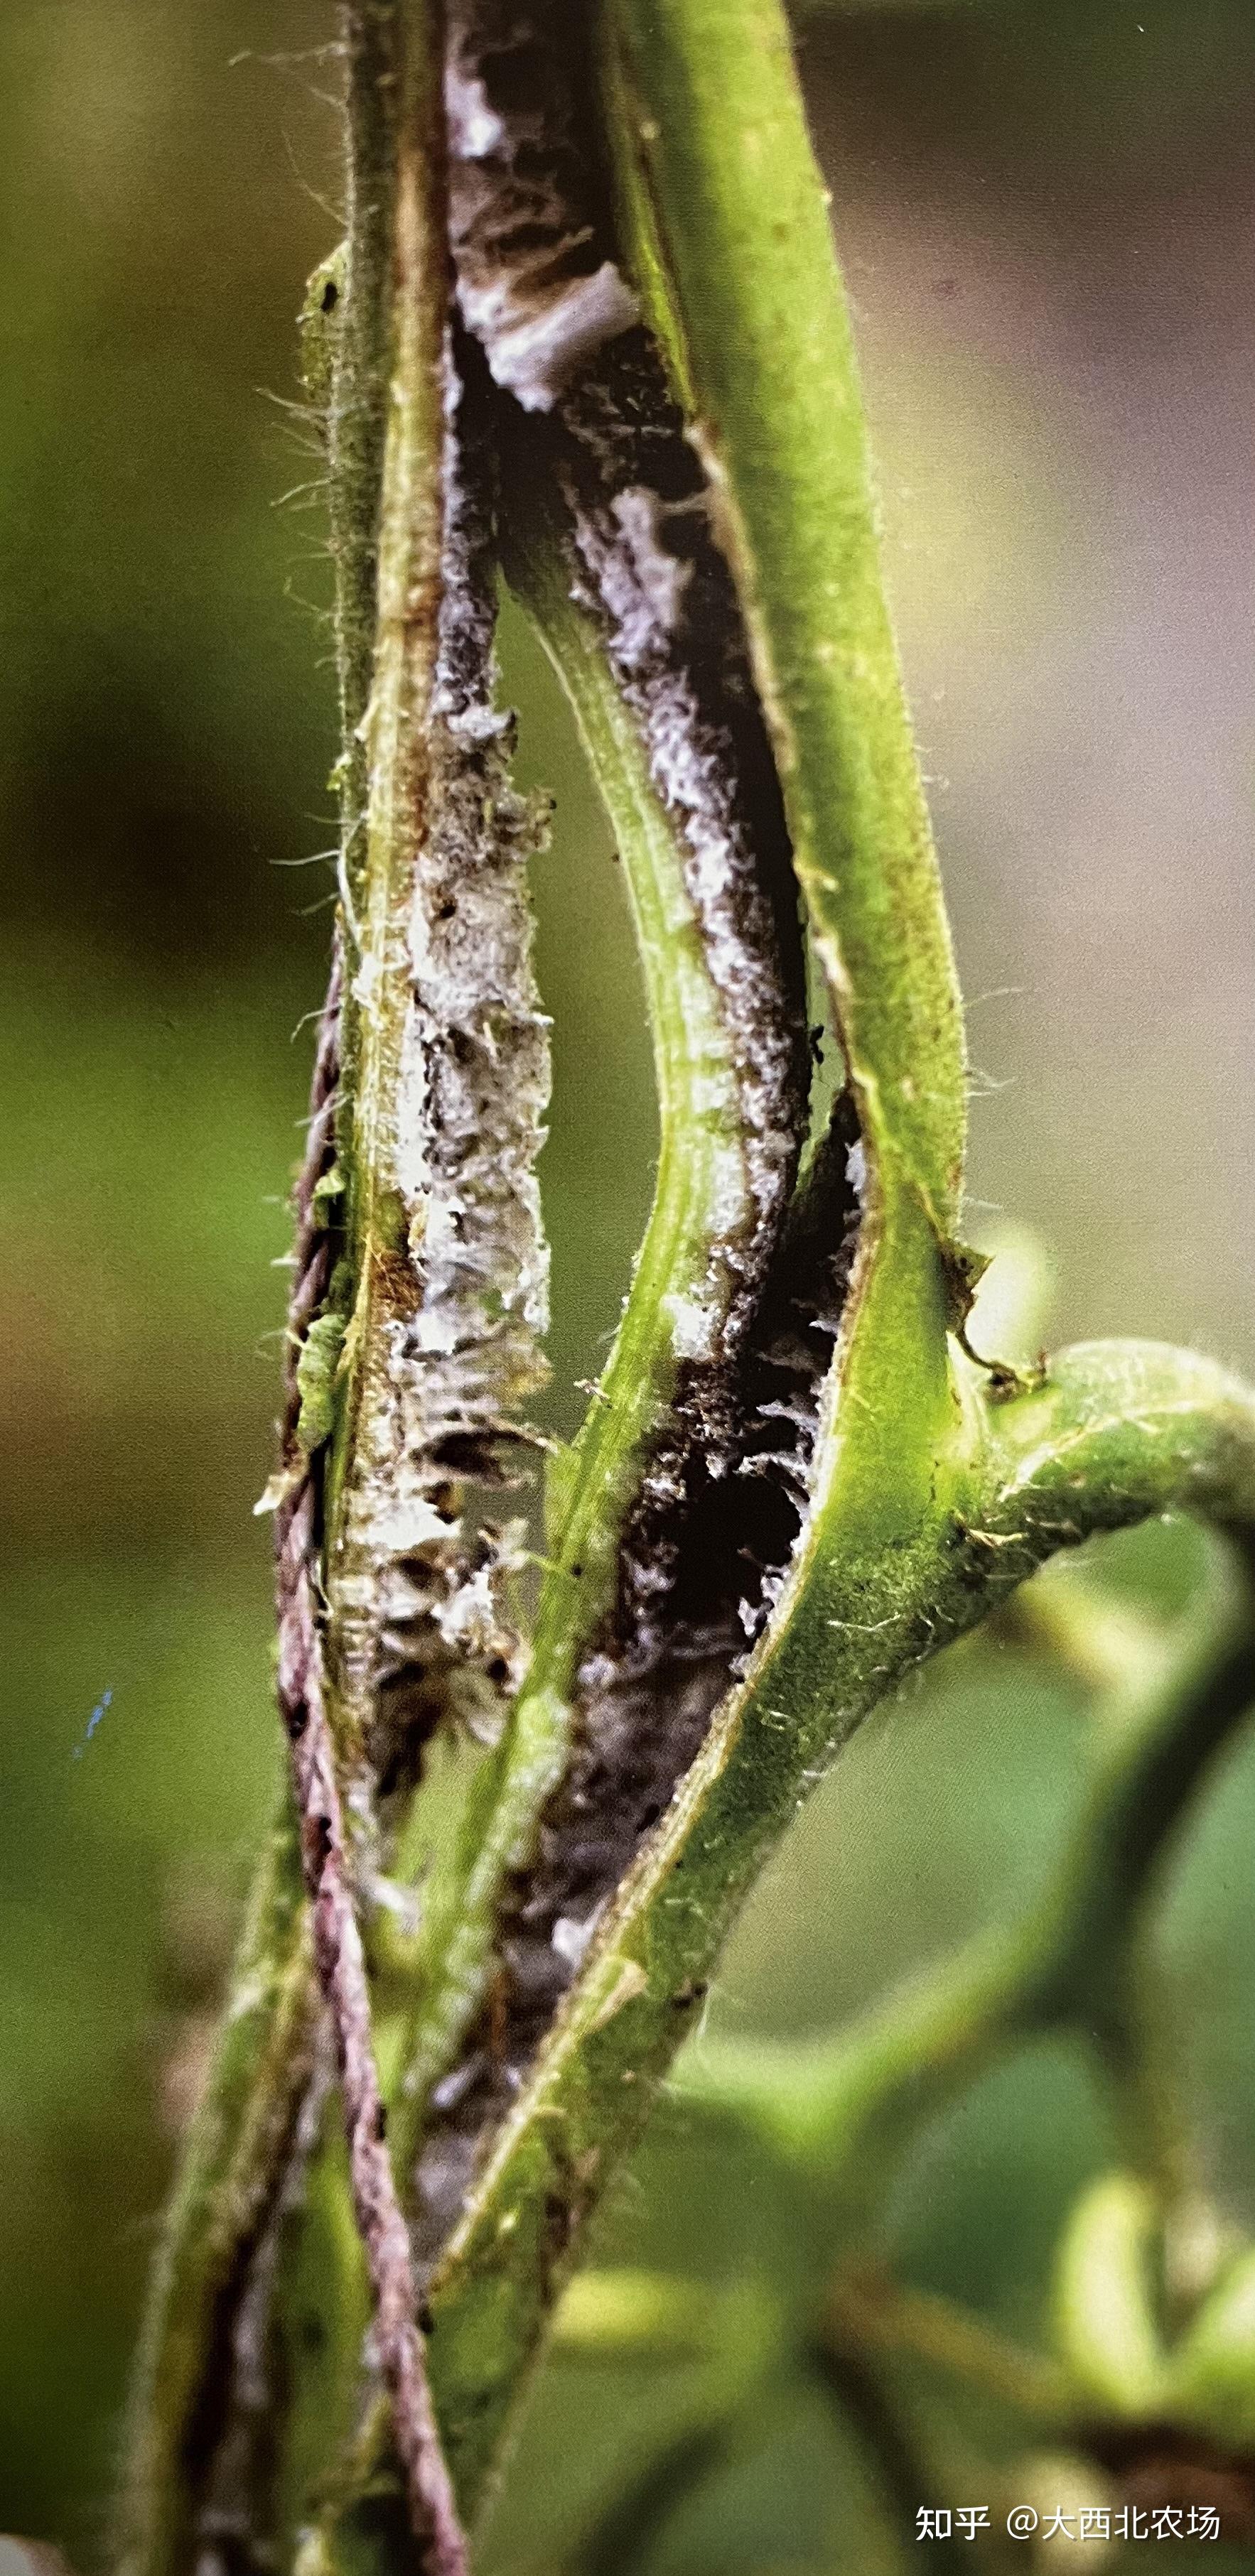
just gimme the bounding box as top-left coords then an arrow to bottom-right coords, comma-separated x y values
325,334 -> 551,1827
446,6 -> 639,412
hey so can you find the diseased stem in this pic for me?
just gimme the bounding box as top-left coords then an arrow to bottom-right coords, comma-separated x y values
322,0 -> 449,1807
384,460 -> 793,2187
298,0 -> 1255,2533
278,1494 -> 467,2574
273,8 -> 470,2555
122,0 -> 1255,2558
602,0 -> 969,1242
117,1 -> 405,2537
332,0 -> 399,866
123,5 -> 469,2560
313,265 -> 818,2551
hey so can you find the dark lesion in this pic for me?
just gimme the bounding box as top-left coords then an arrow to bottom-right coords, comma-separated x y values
397,0 -> 870,2273
409,1093 -> 863,2267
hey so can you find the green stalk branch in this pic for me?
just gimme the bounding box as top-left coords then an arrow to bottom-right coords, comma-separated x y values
974,1339 -> 1255,1557
809,2331 -> 1012,2574
820,2270 -> 1070,2425
679,1537 -> 1255,2211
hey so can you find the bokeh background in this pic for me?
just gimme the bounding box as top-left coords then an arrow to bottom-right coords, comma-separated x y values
2,0 -> 1253,2564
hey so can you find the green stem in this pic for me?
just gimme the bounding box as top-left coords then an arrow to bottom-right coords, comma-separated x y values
570,2425 -> 730,2576
974,1338 -> 1255,1554
808,2334 -> 1011,2572
117,1808 -> 316,2575
822,2269 -> 1070,2423
679,1529 -> 1255,2210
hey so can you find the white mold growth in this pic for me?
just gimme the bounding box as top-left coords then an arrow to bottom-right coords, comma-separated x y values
443,0 -> 809,1429
605,487 -> 694,654
545,330 -> 815,1633
562,416 -> 802,1312
327,335 -> 551,1817
445,66 -> 506,163
446,4 -> 639,411
457,262 -> 640,415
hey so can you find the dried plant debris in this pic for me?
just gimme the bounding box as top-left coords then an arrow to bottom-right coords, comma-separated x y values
407,0 -> 864,2263
323,332 -> 553,1831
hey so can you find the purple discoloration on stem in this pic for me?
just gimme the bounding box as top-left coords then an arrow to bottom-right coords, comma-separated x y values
276,1490 -> 468,2576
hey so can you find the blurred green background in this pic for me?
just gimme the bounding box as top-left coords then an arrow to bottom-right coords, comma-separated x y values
1,1 -> 1253,2564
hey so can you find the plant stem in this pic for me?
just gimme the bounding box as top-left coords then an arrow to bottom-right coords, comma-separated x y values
602,0 -> 969,1241
322,0 -> 448,1802
117,1810 -> 316,2575
279,1492 -> 468,2573
332,0 -> 399,858
408,1340 -> 1255,2507
122,0 -> 1255,2558
382,460 -> 785,2175
680,1532 -> 1255,2209
822,2269 -> 1070,2423
344,0 -> 1255,2511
